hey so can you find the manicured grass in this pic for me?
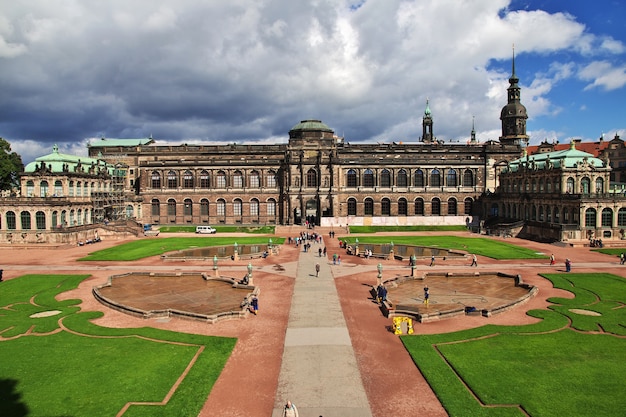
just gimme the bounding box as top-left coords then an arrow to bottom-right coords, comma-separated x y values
79,236 -> 285,261
158,225 -> 275,234
348,225 -> 468,233
0,275 -> 236,417
339,235 -> 547,259
401,272 -> 626,417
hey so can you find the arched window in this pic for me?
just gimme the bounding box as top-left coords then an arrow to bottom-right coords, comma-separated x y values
553,207 -> 560,223
602,208 -> 613,227
531,205 -> 537,221
6,211 -> 16,230
363,169 -> 374,187
40,181 -> 49,197
566,177 -> 574,194
126,205 -> 134,219
381,198 -> 390,215
217,171 -> 227,188
446,169 -> 457,187
249,171 -> 260,188
463,170 -> 474,187
618,208 -> 626,227
266,171 -> 277,188
414,169 -> 424,187
35,211 -> 46,230
539,206 -> 544,221
596,177 -> 604,194
430,169 -> 441,187
464,198 -> 473,215
546,206 -> 552,222
183,171 -> 194,188
431,198 -> 440,215
585,208 -> 596,228
581,177 -> 590,194
380,169 -> 391,187
234,199 -> 243,218
54,180 -> 63,196
347,169 -> 357,187
26,180 -> 34,197
184,199 -> 193,216
233,171 -> 244,188
414,198 -> 424,215
554,178 -> 560,193
52,211 -> 58,228
21,211 -> 31,229
167,171 -> 177,189
217,199 -> 226,218
60,210 -> 67,227
83,182 -> 88,197
397,169 -> 407,187
167,199 -> 176,216
201,199 -> 209,216
532,179 -> 537,192
77,209 -> 83,225
200,170 -> 210,188
547,179 -> 552,193
267,198 -> 277,218
307,168 -> 317,187
151,199 -> 160,216
250,198 -> 259,218
398,198 -> 407,215
364,198 -> 374,215
447,197 -> 457,215
69,210 -> 75,226
77,181 -> 82,197
347,198 -> 357,216
151,171 -> 161,188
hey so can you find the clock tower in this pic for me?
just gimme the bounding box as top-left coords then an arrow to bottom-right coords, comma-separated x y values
499,49 -> 528,146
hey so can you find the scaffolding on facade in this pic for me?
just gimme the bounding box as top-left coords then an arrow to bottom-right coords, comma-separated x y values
92,163 -> 128,223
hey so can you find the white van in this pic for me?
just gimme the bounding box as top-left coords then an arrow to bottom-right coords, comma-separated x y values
195,225 -> 217,234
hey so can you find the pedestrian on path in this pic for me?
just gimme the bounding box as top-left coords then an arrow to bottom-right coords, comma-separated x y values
620,253 -> 625,265
565,258 -> 571,272
315,262 -> 320,277
250,296 -> 258,315
282,400 -> 299,417
429,255 -> 435,267
550,254 -> 556,265
333,253 -> 337,265
423,286 -> 430,306
470,254 -> 477,267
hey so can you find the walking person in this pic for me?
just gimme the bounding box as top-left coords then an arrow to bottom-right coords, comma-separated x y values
429,255 -> 435,267
315,262 -> 320,277
470,254 -> 477,267
565,258 -> 571,272
550,254 -> 556,265
333,253 -> 337,265
423,286 -> 430,306
620,253 -> 625,265
282,400 -> 299,417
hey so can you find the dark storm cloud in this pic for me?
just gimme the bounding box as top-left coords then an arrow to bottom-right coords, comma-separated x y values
0,0 -> 621,163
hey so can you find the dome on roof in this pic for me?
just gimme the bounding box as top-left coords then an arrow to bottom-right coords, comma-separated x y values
290,119 -> 333,132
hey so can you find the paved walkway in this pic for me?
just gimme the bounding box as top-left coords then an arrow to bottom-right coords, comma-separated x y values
271,239 -> 372,417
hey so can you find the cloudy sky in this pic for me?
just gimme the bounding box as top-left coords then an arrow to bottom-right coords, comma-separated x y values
1,0 -> 625,163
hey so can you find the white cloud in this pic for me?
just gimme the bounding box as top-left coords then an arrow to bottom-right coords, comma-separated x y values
579,61 -> 626,91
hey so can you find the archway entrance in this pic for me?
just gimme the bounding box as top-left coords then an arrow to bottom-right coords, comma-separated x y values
305,199 -> 318,226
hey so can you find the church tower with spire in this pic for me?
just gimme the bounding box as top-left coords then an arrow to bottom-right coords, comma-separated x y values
421,99 -> 434,143
499,47 -> 528,146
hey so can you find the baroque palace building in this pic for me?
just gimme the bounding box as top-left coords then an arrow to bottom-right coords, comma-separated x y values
1,56 -> 625,244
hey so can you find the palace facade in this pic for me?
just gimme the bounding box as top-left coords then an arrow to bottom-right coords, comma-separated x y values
2,56 -> 625,244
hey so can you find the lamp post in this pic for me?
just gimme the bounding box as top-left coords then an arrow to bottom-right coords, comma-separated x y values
410,254 -> 416,277
213,255 -> 219,277
247,262 -> 253,285
377,262 -> 383,287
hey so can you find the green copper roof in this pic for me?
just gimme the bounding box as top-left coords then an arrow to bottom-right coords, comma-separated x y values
87,137 -> 154,148
424,99 -> 431,116
290,120 -> 333,132
24,144 -> 115,174
506,141 -> 605,172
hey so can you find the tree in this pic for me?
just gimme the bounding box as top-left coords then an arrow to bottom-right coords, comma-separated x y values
0,138 -> 24,191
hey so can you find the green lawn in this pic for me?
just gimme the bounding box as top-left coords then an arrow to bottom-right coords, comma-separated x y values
158,225 -> 275,234
80,236 -> 285,261
340,235 -> 547,259
401,272 -> 626,417
0,275 -> 236,417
